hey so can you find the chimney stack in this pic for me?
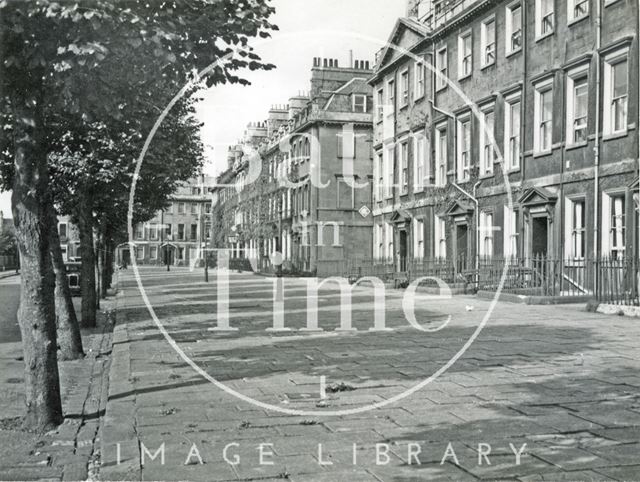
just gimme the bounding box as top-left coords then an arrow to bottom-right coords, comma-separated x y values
406,0 -> 420,18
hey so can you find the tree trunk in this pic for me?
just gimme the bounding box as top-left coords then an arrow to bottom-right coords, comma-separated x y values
78,203 -> 96,328
105,241 -> 114,290
101,238 -> 111,297
95,233 -> 102,305
48,205 -> 84,360
11,89 -> 63,431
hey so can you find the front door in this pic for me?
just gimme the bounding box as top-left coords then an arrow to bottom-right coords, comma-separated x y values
163,246 -> 174,266
531,216 -> 548,257
398,230 -> 407,271
455,223 -> 468,272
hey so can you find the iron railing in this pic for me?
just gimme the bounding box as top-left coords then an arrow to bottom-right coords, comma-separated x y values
595,257 -> 639,306
287,255 -> 639,306
476,256 -> 593,297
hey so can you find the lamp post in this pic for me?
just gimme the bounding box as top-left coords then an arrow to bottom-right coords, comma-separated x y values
199,200 -> 209,283
161,210 -> 170,272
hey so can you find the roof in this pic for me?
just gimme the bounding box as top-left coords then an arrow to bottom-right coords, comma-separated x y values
323,77 -> 370,111
518,187 -> 558,206
373,17 -> 430,79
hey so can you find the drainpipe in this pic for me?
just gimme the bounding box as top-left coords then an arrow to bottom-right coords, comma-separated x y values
637,1 -> 640,266
593,0 -> 602,293
429,45 -> 437,259
429,100 -> 481,272
520,0 -> 528,258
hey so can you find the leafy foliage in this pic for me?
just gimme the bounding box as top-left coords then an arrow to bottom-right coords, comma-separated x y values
0,222 -> 16,256
0,0 -> 278,235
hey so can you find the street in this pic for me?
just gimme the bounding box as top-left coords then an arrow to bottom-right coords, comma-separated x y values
0,274 -> 20,343
100,267 -> 640,481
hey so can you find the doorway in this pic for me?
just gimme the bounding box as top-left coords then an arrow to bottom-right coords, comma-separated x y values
162,246 -> 174,266
122,249 -> 131,266
398,230 -> 407,271
455,223 -> 468,272
531,216 -> 548,257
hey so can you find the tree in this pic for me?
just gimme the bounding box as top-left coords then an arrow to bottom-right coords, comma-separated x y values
0,0 -> 277,432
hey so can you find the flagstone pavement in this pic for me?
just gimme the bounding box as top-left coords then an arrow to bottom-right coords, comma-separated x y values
100,267 -> 640,481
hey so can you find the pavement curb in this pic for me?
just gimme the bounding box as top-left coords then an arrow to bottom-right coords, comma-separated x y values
596,303 -> 640,318
0,271 -> 18,280
99,273 -> 142,481
477,289 -> 591,305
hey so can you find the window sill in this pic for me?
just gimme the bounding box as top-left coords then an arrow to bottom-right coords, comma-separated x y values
505,48 -> 522,59
567,14 -> 589,27
458,73 -> 472,82
603,130 -> 628,141
604,0 -> 622,6
506,166 -> 521,174
480,61 -> 495,71
566,140 -> 588,151
533,149 -> 552,158
479,172 -> 494,179
436,85 -> 448,92
414,94 -> 425,102
535,31 -> 554,43
400,103 -> 409,111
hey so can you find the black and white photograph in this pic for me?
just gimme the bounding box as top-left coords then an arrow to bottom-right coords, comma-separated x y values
0,0 -> 639,480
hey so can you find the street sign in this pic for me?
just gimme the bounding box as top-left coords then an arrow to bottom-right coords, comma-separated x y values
358,205 -> 371,218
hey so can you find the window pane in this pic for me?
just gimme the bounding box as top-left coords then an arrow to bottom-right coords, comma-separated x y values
512,5 -> 521,27
574,80 -> 588,118
613,60 -> 628,98
542,90 -> 552,121
463,121 -> 470,148
511,101 -> 521,136
486,20 -> 495,41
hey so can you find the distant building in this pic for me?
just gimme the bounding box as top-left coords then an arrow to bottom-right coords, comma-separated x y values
123,175 -> 215,266
57,216 -> 81,262
212,55 -> 375,275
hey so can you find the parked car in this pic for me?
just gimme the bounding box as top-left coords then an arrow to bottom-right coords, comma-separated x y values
65,261 -> 82,296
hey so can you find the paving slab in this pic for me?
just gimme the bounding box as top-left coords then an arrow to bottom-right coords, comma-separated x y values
0,295 -> 115,481
99,267 -> 640,480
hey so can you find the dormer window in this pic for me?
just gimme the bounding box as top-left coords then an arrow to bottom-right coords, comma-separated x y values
352,94 -> 368,113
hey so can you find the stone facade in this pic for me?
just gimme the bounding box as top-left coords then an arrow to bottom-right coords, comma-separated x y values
212,56 -> 375,276
370,0 -> 639,289
57,215 -> 81,262
124,176 -> 215,266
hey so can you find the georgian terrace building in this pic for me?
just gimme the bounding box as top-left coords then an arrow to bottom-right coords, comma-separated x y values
370,0 -> 639,295
122,175 -> 215,267
211,56 -> 376,276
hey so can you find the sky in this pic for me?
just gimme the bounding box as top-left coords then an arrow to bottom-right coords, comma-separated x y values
0,0 -> 406,218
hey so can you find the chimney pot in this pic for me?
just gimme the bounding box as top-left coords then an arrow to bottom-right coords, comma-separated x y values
323,58 -> 328,67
